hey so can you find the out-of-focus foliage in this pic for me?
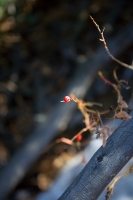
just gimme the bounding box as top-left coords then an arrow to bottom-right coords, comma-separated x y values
0,0 -> 133,199
0,0 -> 16,16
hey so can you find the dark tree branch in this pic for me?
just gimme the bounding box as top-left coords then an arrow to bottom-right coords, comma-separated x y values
58,110 -> 133,200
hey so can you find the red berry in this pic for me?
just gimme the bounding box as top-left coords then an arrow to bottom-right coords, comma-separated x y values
63,96 -> 71,103
76,134 -> 82,142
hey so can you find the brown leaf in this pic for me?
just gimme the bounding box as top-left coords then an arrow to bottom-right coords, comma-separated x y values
115,111 -> 132,120
118,100 -> 128,109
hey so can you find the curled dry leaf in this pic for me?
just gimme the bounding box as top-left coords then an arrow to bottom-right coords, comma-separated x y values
118,100 -> 128,109
115,110 -> 132,120
98,125 -> 112,147
90,121 -> 97,129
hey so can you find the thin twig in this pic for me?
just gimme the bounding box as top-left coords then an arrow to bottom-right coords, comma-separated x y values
106,166 -> 133,200
90,15 -> 133,70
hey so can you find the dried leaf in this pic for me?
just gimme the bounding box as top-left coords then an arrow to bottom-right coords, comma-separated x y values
118,100 -> 128,109
115,111 -> 132,120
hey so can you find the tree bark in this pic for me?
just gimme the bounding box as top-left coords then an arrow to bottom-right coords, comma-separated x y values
58,110 -> 133,200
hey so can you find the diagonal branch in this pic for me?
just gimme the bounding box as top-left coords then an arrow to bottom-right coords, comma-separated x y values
58,110 -> 133,200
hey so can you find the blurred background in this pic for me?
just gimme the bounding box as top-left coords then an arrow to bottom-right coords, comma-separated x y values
0,0 -> 133,199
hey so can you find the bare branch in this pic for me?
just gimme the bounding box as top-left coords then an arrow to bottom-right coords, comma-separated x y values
90,15 -> 133,70
106,166 -> 133,200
